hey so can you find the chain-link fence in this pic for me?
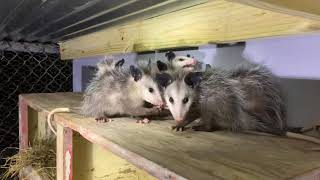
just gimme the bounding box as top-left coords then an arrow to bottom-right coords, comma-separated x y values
0,47 -> 72,169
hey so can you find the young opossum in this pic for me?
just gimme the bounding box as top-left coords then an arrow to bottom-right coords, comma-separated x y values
156,51 -> 198,73
47,58 -> 127,135
158,64 -> 320,144
81,63 -> 166,122
96,58 -> 125,77
47,59 -> 167,135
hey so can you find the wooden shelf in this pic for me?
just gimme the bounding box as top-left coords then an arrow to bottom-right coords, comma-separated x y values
20,93 -> 320,180
59,0 -> 320,60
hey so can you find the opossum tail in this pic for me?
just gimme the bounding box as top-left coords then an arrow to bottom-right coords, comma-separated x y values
245,130 -> 320,146
47,108 -> 74,135
285,132 -> 320,145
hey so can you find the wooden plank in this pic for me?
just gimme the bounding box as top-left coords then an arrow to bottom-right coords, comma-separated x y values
228,0 -> 320,21
56,123 -> 73,180
59,0 -> 320,60
73,132 -> 156,180
19,95 -> 29,149
21,92 -> 83,113
21,93 -> 320,180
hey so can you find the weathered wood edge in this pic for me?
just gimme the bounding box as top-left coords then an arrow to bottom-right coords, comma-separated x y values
19,94 -> 51,113
56,124 -> 73,180
19,95 -> 29,149
55,114 -> 187,180
227,0 -> 320,21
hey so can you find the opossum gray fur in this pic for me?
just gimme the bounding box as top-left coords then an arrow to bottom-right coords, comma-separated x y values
47,59 -> 166,135
159,64 -> 320,144
160,63 -> 286,134
81,63 -> 166,121
96,58 -> 125,78
205,64 -> 212,71
47,59 -> 126,134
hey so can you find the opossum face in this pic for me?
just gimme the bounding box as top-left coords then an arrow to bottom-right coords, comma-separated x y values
140,76 -> 164,107
172,55 -> 198,71
130,66 -> 164,107
165,81 -> 194,122
165,51 -> 198,71
163,72 -> 202,122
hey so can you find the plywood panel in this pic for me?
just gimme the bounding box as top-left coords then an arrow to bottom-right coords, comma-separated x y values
228,0 -> 320,20
59,0 -> 320,60
21,93 -> 320,180
73,132 -> 155,180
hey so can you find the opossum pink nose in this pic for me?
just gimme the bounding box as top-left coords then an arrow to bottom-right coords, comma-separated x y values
157,101 -> 164,106
191,59 -> 197,65
175,117 -> 183,122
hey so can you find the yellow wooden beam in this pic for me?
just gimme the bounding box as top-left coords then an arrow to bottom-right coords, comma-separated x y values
59,0 -> 320,60
228,0 -> 320,20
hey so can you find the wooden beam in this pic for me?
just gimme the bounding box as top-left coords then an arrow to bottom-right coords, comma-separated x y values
228,0 -> 320,21
19,95 -> 29,149
57,123 -> 73,180
59,0 -> 320,60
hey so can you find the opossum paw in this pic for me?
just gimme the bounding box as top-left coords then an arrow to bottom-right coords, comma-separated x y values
136,118 -> 150,124
95,117 -> 113,123
171,125 -> 185,132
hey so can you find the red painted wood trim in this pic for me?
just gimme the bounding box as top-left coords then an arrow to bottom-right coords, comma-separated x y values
64,127 -> 73,180
19,95 -> 28,149
56,116 -> 186,180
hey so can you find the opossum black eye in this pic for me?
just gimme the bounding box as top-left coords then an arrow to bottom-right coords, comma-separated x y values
182,97 -> 189,104
179,58 -> 184,61
148,88 -> 154,93
169,97 -> 174,103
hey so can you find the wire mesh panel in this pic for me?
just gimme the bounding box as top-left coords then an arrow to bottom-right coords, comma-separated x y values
0,48 -> 72,169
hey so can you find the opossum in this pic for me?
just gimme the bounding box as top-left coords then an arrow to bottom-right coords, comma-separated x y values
156,51 -> 198,73
47,59 -> 167,135
158,64 -> 320,145
81,64 -> 166,120
96,58 -> 125,77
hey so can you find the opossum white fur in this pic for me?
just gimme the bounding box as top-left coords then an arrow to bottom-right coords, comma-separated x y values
47,59 -> 166,135
96,58 -> 125,77
156,51 -> 198,74
47,58 -> 126,134
159,64 -> 320,145
81,64 -> 166,120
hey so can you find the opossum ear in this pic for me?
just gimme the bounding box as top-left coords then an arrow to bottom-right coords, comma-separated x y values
130,66 -> 142,81
165,51 -> 176,61
156,61 -> 168,72
115,59 -> 125,67
205,64 -> 212,71
147,59 -> 152,70
184,72 -> 202,88
155,73 -> 172,88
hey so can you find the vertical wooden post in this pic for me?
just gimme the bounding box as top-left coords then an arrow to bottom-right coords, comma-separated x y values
57,123 -> 73,180
19,95 -> 28,149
